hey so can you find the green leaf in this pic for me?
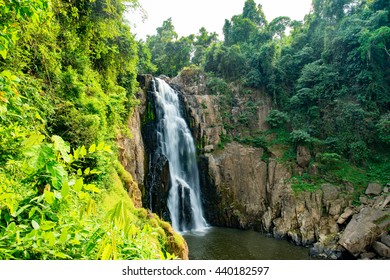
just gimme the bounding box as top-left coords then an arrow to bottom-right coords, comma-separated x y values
41,221 -> 56,231
31,220 -> 40,230
84,167 -> 90,175
84,184 -> 100,193
11,204 -> 31,217
74,178 -> 83,192
61,180 -> 70,198
77,169 -> 82,176
24,144 -> 55,172
47,162 -> 67,190
0,49 -> 7,60
59,228 -> 68,244
44,190 -> 55,204
80,145 -> 87,157
28,207 -> 36,218
88,144 -> 96,153
54,252 -> 71,259
22,134 -> 45,149
52,135 -> 70,163
73,148 -> 79,160
103,145 -> 112,153
97,142 -> 105,151
45,231 -> 56,246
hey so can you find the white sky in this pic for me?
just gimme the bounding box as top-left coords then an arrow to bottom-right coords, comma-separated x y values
128,0 -> 313,40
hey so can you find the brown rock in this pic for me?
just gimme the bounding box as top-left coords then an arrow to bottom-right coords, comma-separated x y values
372,241 -> 390,258
381,234 -> 390,248
366,183 -> 382,195
339,207 -> 390,256
296,146 -> 311,168
337,207 -> 355,224
360,252 -> 376,259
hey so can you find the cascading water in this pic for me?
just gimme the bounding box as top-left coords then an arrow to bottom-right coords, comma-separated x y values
153,77 -> 207,232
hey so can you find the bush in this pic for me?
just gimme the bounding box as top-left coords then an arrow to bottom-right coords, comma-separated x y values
290,130 -> 313,146
266,109 -> 289,128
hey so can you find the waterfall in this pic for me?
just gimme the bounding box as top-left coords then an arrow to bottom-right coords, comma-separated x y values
153,77 -> 207,232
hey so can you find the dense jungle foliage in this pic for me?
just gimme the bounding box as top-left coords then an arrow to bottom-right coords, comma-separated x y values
146,0 -> 390,190
1,0 -> 389,260
0,0 -> 184,260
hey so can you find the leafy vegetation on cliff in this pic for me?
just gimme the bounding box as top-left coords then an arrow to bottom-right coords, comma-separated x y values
147,0 -> 389,189
0,0 -> 185,259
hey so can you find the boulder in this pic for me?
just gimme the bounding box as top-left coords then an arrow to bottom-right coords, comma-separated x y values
383,187 -> 389,193
360,252 -> 376,260
203,145 -> 214,153
381,234 -> 390,248
337,207 -> 355,224
366,183 -> 382,195
339,207 -> 390,256
296,146 -> 311,168
372,241 -> 390,258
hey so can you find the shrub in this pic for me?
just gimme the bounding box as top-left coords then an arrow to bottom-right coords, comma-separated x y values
266,109 -> 289,128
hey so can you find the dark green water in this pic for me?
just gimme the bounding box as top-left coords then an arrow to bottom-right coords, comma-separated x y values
183,227 -> 310,260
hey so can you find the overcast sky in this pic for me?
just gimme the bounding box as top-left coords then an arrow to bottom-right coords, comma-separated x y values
128,0 -> 313,40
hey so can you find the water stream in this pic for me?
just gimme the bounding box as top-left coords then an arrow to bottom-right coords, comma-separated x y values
153,78 -> 207,232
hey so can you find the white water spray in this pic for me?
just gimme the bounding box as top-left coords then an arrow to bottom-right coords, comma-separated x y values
153,78 -> 207,231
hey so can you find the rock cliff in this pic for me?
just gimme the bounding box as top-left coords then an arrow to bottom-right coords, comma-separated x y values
126,73 -> 389,260
171,71 -> 390,259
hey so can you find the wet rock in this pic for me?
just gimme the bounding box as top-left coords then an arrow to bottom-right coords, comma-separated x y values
372,241 -> 390,258
366,183 -> 382,195
339,207 -> 390,256
310,233 -> 344,259
296,146 -> 311,168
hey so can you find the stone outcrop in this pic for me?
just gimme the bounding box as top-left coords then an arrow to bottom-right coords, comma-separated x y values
366,183 -> 383,196
296,146 -> 311,168
339,207 -> 390,257
200,142 -> 268,228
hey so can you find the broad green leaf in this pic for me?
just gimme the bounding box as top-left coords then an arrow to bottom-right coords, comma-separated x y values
103,145 -> 112,153
52,135 -> 70,163
88,144 -> 96,153
47,162 -> 67,190
84,184 -> 100,193
24,144 -> 54,172
28,207 -> 36,218
84,167 -> 90,175
80,145 -> 87,157
61,180 -> 69,198
77,168 -> 82,176
73,148 -> 79,160
97,142 -> 105,151
41,221 -> 56,231
22,134 -> 45,148
31,220 -> 40,230
54,252 -> 70,259
44,190 -> 55,204
59,228 -> 68,244
0,49 -> 7,60
74,178 -> 83,192
45,231 -> 56,246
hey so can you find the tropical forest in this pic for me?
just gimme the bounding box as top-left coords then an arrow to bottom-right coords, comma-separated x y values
0,0 -> 389,260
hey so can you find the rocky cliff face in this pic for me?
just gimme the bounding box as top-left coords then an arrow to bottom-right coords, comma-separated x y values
170,71 -> 390,259
125,73 -> 389,260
